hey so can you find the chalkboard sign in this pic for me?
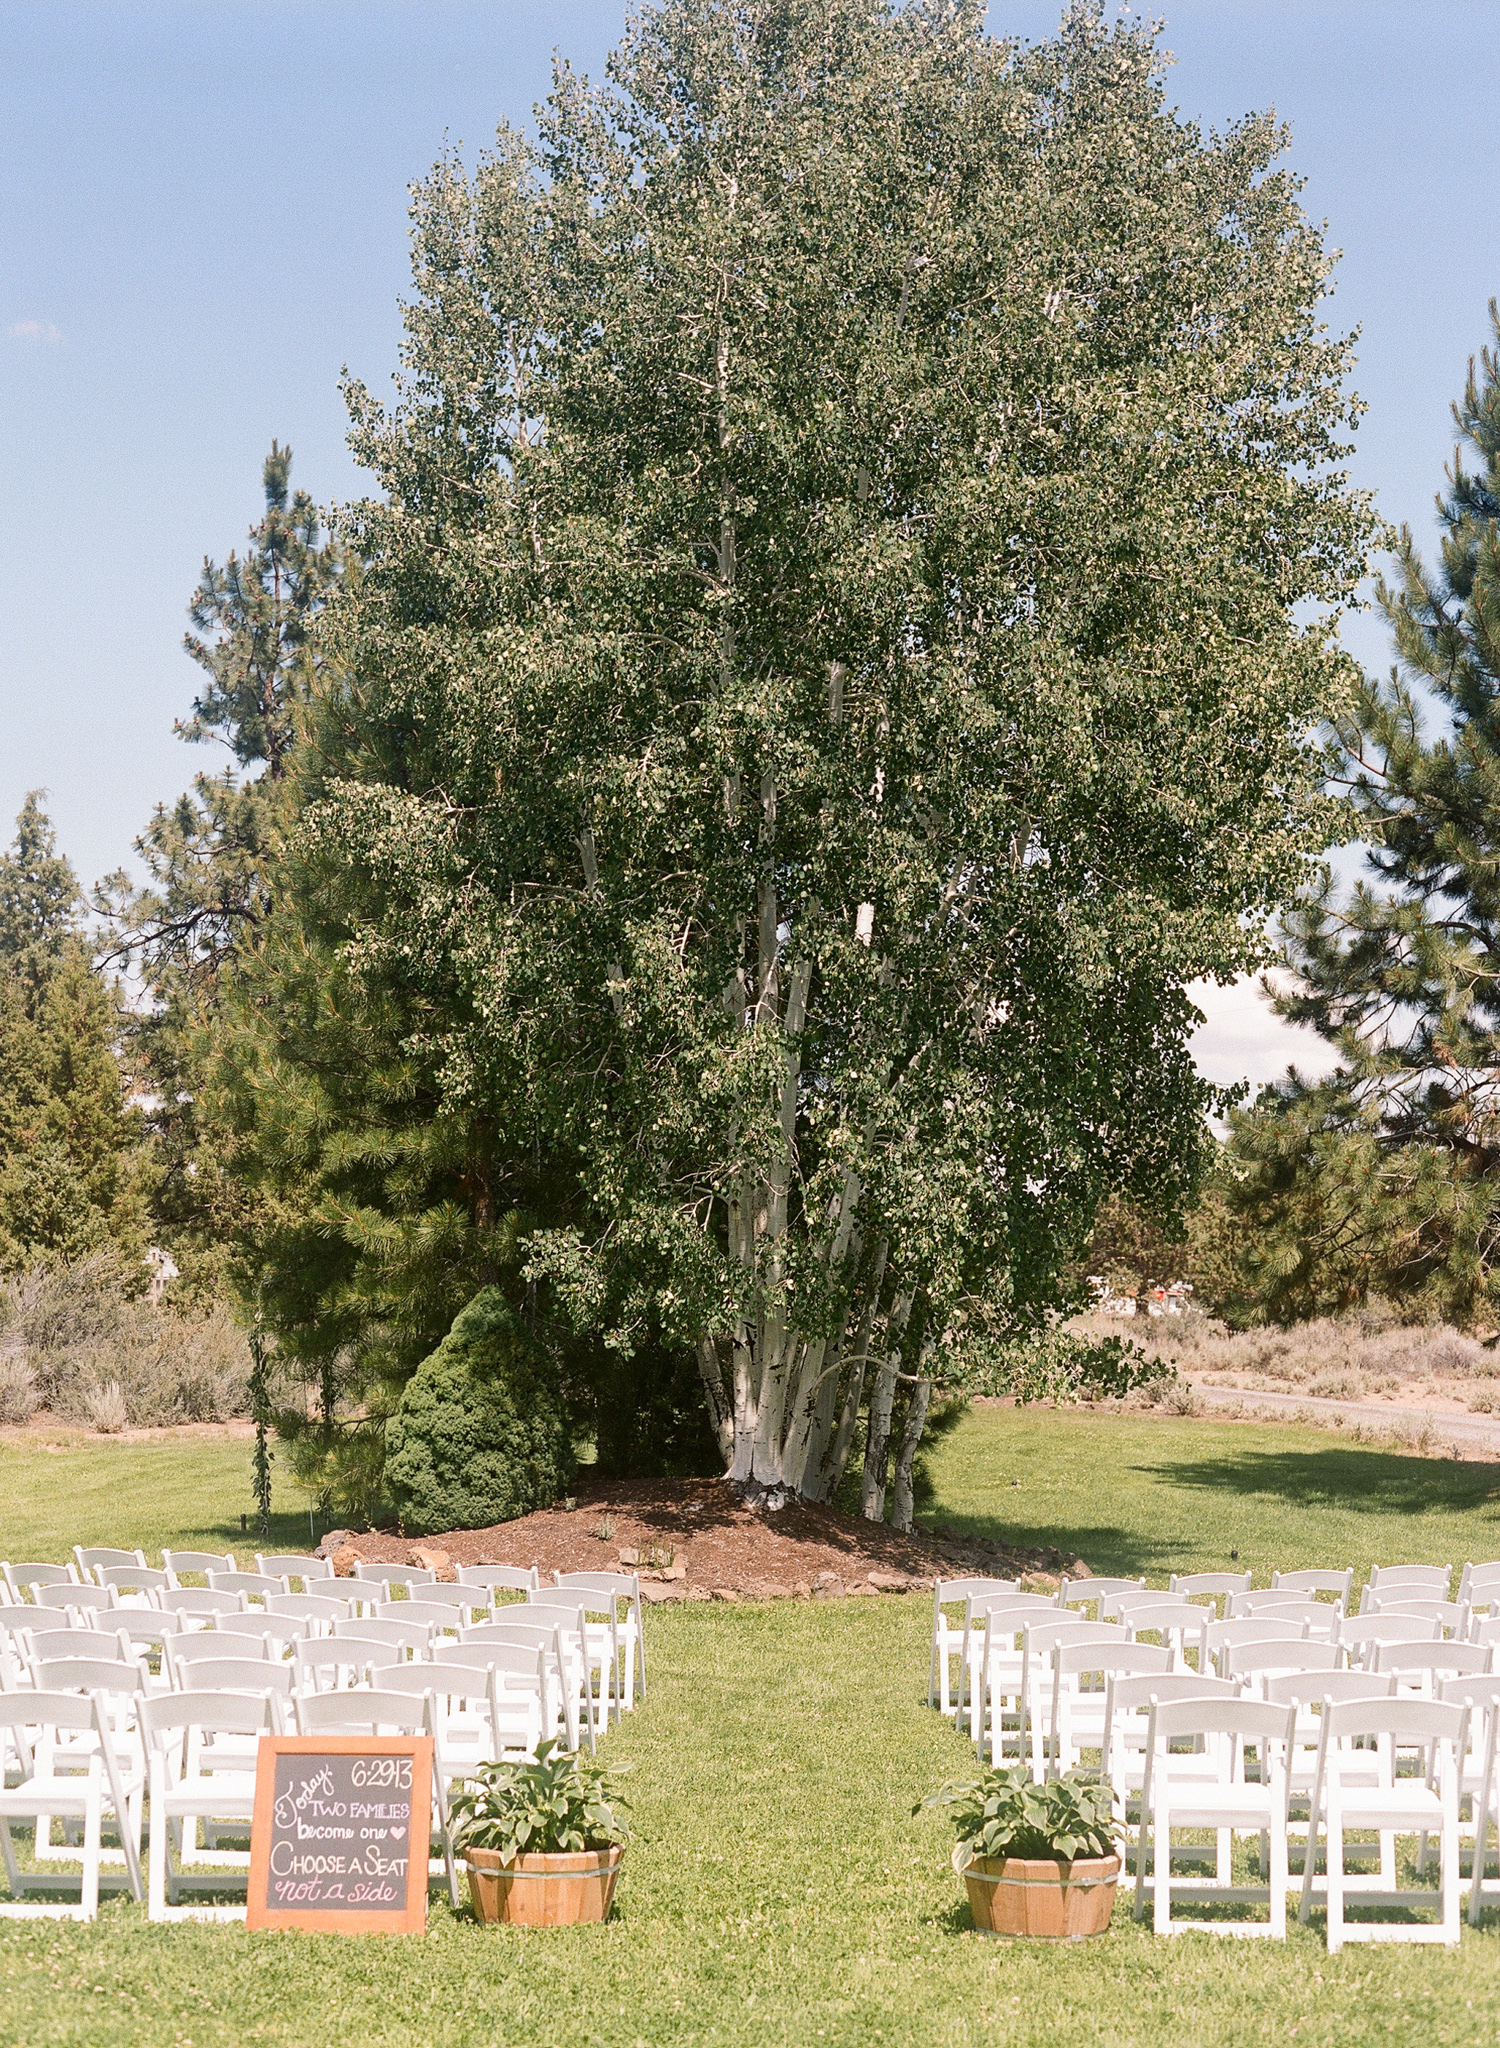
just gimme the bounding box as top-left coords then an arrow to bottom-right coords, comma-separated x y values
246,1735 -> 432,1934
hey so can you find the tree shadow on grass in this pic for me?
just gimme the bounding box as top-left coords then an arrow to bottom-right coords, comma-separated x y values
923,1445 -> 1500,1579
1143,1443 -> 1500,1523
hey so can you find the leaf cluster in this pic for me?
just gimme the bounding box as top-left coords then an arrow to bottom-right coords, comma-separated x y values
448,1740 -> 631,1863
920,1765 -> 1121,1872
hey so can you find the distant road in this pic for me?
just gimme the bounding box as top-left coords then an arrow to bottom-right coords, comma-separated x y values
1190,1380 -> 1500,1457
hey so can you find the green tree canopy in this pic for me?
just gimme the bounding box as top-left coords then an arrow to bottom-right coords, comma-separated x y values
1231,302 -> 1500,1326
218,0 -> 1372,1513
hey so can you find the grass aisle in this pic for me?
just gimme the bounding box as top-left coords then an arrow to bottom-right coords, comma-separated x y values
4,1594 -> 1500,2044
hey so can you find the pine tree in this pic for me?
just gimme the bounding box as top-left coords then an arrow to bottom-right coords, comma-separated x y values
100,446 -> 340,1292
0,798 -> 150,1270
1232,302 -> 1500,1324
219,0 -> 1372,1514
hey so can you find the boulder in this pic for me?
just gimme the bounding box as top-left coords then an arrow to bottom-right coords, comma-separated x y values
315,1529 -> 355,1561
410,1545 -> 453,1580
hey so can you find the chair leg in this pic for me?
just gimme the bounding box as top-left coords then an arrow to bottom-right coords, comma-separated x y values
148,1759 -> 167,1922
1470,1778 -> 1492,1928
0,1815 -> 24,1901
81,1778 -> 101,1922
1269,1817 -> 1288,1940
1152,1799 -> 1171,1936
1442,1797 -> 1461,1946
1326,1804 -> 1344,1955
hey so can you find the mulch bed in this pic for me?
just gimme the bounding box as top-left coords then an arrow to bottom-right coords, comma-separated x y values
317,1476 -> 1090,1604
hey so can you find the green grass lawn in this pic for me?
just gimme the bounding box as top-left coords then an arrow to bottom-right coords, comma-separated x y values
4,1406 -> 1500,2044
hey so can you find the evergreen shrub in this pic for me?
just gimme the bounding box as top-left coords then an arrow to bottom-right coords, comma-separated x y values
384,1288 -> 574,1534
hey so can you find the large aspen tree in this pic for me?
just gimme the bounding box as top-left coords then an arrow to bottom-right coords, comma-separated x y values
232,1 -> 1371,1517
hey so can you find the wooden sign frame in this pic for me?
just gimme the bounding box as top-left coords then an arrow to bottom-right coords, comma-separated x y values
246,1734 -> 433,1934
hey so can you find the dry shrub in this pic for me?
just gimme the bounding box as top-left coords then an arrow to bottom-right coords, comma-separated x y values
0,1353 -> 39,1425
84,1380 -> 128,1433
17,1259 -> 250,1428
1073,1303 -> 1500,1397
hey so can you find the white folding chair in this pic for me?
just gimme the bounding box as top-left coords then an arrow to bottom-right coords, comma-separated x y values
1169,1571 -> 1251,1617
1365,1592 -> 1470,1636
74,1547 -> 146,1581
167,1632 -> 274,1687
1223,1637 -> 1340,1693
1229,1592 -> 1342,1637
373,1598 -> 463,1640
1102,1672 -> 1241,1836
960,1594 -> 1061,1742
526,1599 -> 618,1732
2,1563 -> 77,1602
1299,1696 -> 1465,1949
553,1572 -> 646,1709
1119,1601 -> 1209,1671
1362,1566 -> 1452,1607
1134,1695 -> 1296,1938
1205,1618 -> 1309,1679
1337,1615 -> 1441,1668
461,1619 -> 587,1751
1371,1639 -> 1490,1696
255,1553 -> 333,1591
94,1564 -> 170,1607
1445,1673 -> 1500,1925
929,1579 -> 1018,1715
1272,1567 -> 1353,1609
456,1563 -> 539,1603
421,1643 -> 549,1760
1018,1620 -> 1129,1775
1055,1576 -> 1144,1618
1047,1640 -> 1171,1777
159,1588 -> 249,1628
207,1570 -> 285,1607
293,1639 -> 384,1692
0,1691 -> 143,1916
266,1590 -> 360,1632
1267,1671 -> 1399,1896
142,1690 -> 278,1920
293,1688 -> 458,1907
162,1550 -> 237,1587
32,1583 -> 119,1620
333,1616 -> 433,1661
352,1562 -> 436,1597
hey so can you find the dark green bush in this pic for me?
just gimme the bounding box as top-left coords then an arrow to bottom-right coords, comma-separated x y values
384,1288 -> 574,1534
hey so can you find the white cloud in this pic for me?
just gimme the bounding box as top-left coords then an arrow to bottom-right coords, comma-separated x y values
1188,974 -> 1338,1098
7,319 -> 62,344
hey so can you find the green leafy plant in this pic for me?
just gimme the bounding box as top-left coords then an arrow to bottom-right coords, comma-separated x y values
449,1741 -> 631,1865
920,1766 -> 1123,1874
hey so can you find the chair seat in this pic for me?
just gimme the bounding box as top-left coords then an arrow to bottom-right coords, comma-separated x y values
157,1779 -> 258,1819
1331,1785 -> 1445,1830
1160,1784 -> 1280,1828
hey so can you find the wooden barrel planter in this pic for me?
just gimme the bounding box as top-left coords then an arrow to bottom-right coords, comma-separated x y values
465,1846 -> 624,1927
963,1853 -> 1120,1940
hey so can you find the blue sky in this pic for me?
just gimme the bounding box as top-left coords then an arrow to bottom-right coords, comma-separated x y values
2,1 -> 1494,1088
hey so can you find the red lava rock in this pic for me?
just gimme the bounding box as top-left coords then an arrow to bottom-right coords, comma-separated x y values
867,1571 -> 913,1593
409,1545 -> 454,1580
640,1583 -> 686,1604
617,1547 -> 640,1567
330,1543 -> 360,1578
711,1587 -> 740,1603
793,1581 -> 812,1600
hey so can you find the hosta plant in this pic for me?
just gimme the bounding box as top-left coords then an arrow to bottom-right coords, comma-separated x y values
449,1741 -> 631,1864
921,1766 -> 1122,1873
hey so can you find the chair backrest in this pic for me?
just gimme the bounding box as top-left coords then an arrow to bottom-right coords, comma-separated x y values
96,1564 -> 170,1596
175,1657 -> 294,1697
35,1656 -> 147,1695
1323,1694 -> 1466,1746
24,1626 -> 126,1662
935,1576 -> 1018,1609
163,1549 -> 237,1583
294,1689 -> 430,1736
1054,1638 -> 1171,1680
1367,1564 -> 1452,1597
267,1591 -> 359,1623
1231,1590 -> 1339,1621
352,1562 -> 436,1591
1272,1567 -> 1353,1603
1207,1617 -> 1309,1654
1223,1638 -> 1339,1682
3,1562 -> 75,1597
373,1599 -> 462,1631
1101,1589 -> 1199,1623
433,1639 -> 545,1684
334,1616 -> 433,1653
35,1582 -> 116,1613
207,1571 -> 285,1603
75,1546 -> 146,1576
1365,1589 -> 1469,1624
170,1630 -> 271,1666
1170,1571 -> 1252,1599
1148,1693 -> 1297,1750
1264,1669 -> 1395,1708
1119,1602 -> 1204,1642
1439,1673 -> 1500,1709
160,1587 -> 248,1619
457,1564 -> 539,1595
553,1571 -> 640,1605
1372,1640 -> 1490,1677
969,1594 -> 1061,1633
0,1687 -> 100,1733
1338,1615 -> 1441,1651
256,1553 -> 333,1584
293,1641 -> 381,1686
111,1612 -> 181,1648
521,1601 -> 592,1632
1106,1671 -> 1240,1718
461,1619 -> 558,1652
142,1689 -> 276,1744
1056,1576 -> 1144,1610
1025,1618 -> 1127,1656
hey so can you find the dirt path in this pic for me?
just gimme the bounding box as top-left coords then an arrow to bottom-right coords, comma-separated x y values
1189,1378 -> 1500,1456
